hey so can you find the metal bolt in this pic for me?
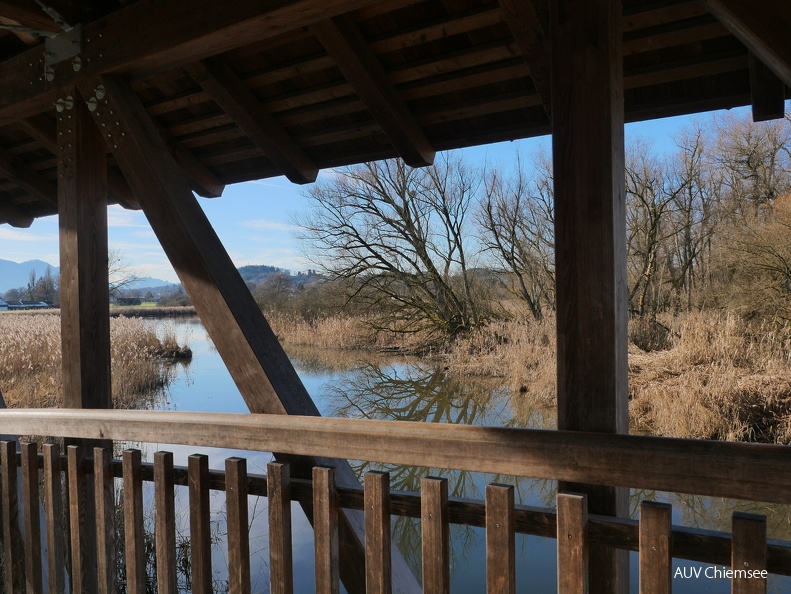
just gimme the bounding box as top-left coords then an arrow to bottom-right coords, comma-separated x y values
87,96 -> 98,112
45,67 -> 55,82
72,56 -> 82,72
95,84 -> 106,100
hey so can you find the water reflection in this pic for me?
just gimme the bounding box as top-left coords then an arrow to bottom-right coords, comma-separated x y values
156,320 -> 791,593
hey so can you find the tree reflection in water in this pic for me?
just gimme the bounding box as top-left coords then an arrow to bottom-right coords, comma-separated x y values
321,360 -> 557,576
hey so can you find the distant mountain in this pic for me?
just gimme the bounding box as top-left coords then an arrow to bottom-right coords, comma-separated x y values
0,259 -> 59,293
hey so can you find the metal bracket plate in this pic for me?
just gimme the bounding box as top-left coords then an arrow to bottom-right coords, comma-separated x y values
44,24 -> 82,68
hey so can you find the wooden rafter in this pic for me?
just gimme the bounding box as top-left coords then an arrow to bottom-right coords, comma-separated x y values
0,149 -> 56,206
498,0 -> 551,117
0,0 -> 61,32
702,0 -> 791,89
749,52 -> 786,122
78,74 -> 419,594
0,199 -> 33,227
0,0 -> 385,125
311,15 -> 435,167
18,114 -> 141,209
157,126 -> 225,198
185,58 -> 318,185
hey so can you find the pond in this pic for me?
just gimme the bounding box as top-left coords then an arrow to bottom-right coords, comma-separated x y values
132,317 -> 791,593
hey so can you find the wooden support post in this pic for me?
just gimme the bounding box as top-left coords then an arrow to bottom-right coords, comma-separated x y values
731,513 -> 767,594
57,87 -> 111,411
123,449 -> 146,594
268,462 -> 294,594
43,443 -> 66,594
1,440 -> 24,594
76,74 -> 419,594
189,454 -> 212,594
94,448 -> 116,594
421,477 -> 450,594
154,452 -> 178,594
557,493 -> 589,594
550,0 -> 628,592
314,466 -> 340,594
226,457 -> 251,594
486,484 -> 515,594
639,501 -> 671,594
364,471 -> 392,594
21,442 -> 43,594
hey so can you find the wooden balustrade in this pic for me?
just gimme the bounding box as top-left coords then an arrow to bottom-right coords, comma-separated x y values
0,409 -> 787,593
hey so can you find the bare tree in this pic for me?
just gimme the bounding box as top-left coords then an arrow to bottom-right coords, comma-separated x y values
298,155 -> 488,337
298,155 -> 489,340
478,151 -> 555,320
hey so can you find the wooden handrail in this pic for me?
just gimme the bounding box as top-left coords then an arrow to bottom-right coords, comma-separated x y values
2,408 -> 791,503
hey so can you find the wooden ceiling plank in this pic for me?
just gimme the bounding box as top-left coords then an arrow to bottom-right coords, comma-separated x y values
0,0 -> 385,125
311,15 -> 435,167
0,149 -> 56,206
498,0 -> 551,116
78,74 -> 421,594
749,52 -> 786,122
0,199 -> 33,227
702,0 -> 791,89
185,59 -> 318,184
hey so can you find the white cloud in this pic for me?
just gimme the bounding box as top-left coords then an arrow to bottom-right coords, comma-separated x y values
107,205 -> 149,228
241,219 -> 298,232
0,228 -> 58,243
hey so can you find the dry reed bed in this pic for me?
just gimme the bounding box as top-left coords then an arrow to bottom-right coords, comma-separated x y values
0,314 -> 183,409
270,310 -> 791,443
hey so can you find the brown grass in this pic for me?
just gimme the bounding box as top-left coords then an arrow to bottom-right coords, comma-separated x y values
269,310 -> 791,443
0,314 -> 187,409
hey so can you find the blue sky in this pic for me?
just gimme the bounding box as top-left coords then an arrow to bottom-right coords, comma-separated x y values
0,109 -> 740,284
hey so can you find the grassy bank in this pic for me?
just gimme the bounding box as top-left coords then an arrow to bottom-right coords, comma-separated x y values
0,314 -> 190,409
269,310 -> 791,444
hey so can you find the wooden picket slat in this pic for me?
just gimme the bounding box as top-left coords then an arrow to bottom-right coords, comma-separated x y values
732,512 -> 767,594
123,449 -> 146,594
268,461 -> 294,594
421,477 -> 449,594
21,442 -> 43,594
2,440 -> 24,593
94,447 -> 116,594
43,443 -> 66,594
226,457 -> 251,594
639,501 -> 671,594
189,453 -> 212,594
155,451 -> 178,594
313,466 -> 340,594
557,493 -> 589,594
67,444 -> 92,594
486,483 -> 515,594
365,471 -> 392,594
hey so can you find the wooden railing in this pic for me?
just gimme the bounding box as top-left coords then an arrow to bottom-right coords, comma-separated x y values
0,409 -> 790,593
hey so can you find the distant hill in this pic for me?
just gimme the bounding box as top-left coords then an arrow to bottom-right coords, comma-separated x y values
0,259 -> 59,293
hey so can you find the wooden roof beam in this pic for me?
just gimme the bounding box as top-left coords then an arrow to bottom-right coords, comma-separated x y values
18,114 -> 141,208
703,0 -> 791,89
0,149 -> 57,207
749,52 -> 786,122
498,0 -> 552,117
0,0 -> 385,126
185,59 -> 318,185
0,199 -> 33,227
311,15 -> 435,167
0,1 -> 61,32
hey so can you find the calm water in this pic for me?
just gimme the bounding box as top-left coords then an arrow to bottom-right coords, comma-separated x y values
131,318 -> 790,593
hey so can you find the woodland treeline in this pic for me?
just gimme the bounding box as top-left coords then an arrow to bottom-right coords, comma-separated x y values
293,112 -> 791,340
